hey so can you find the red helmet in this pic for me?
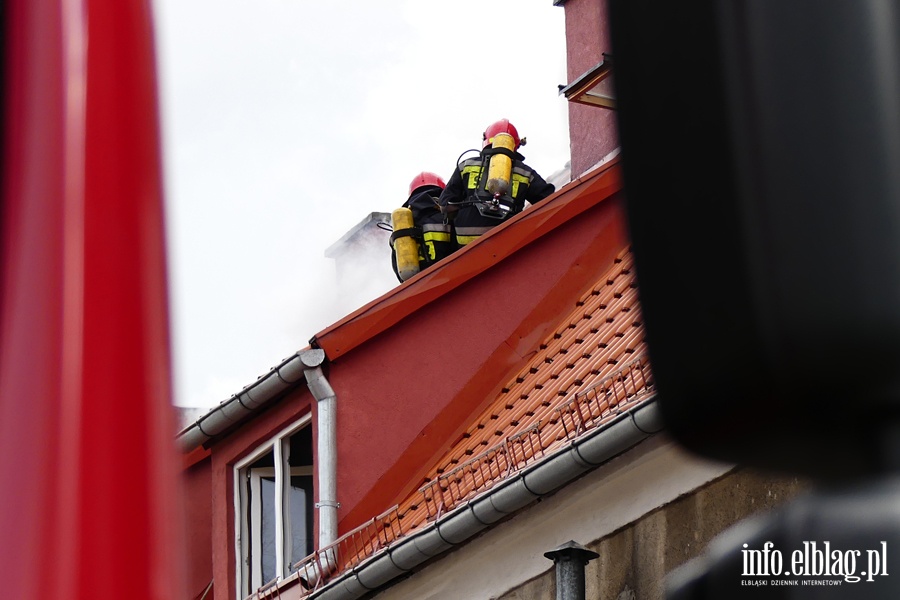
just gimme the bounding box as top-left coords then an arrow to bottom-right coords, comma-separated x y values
408,171 -> 446,197
482,118 -> 521,149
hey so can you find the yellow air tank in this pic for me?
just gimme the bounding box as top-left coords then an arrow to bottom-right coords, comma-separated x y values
486,132 -> 516,196
391,207 -> 420,281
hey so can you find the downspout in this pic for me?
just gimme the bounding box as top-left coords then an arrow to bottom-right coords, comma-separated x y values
300,348 -> 339,548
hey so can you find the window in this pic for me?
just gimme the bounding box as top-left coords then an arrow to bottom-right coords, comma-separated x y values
235,418 -> 314,597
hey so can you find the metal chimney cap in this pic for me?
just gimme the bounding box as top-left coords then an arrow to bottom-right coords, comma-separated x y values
544,540 -> 600,563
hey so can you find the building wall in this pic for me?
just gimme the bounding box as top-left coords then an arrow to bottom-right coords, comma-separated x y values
499,470 -> 807,600
192,174 -> 628,599
562,0 -> 619,177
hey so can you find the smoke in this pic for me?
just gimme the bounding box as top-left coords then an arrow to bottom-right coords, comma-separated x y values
328,223 -> 397,320
298,214 -> 398,339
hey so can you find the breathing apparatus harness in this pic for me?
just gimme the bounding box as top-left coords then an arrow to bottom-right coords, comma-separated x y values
444,133 -> 525,220
387,224 -> 424,251
382,208 -> 423,282
382,191 -> 446,282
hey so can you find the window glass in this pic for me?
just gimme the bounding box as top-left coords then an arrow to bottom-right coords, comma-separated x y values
260,475 -> 277,585
289,426 -> 313,466
289,474 -> 314,565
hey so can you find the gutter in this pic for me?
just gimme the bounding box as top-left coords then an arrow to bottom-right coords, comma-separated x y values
176,348 -> 328,452
306,397 -> 663,600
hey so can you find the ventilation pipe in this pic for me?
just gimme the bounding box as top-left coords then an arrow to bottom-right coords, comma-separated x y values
544,541 -> 600,600
300,349 -> 339,548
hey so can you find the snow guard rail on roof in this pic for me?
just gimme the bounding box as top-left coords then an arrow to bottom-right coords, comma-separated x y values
271,355 -> 655,599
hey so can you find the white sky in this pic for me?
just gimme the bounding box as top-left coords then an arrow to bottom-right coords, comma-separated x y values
153,0 -> 571,409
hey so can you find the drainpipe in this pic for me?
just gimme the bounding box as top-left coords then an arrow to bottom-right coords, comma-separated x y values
300,349 -> 339,548
544,541 -> 600,600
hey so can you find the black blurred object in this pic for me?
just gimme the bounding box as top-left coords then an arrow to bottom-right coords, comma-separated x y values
609,0 -> 900,480
609,1 -> 900,598
667,478 -> 900,599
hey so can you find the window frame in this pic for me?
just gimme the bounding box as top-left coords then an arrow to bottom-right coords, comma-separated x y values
234,415 -> 313,598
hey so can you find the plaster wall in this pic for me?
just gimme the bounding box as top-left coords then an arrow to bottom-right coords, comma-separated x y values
370,435 -> 737,600
561,0 -> 619,176
500,469 -> 806,600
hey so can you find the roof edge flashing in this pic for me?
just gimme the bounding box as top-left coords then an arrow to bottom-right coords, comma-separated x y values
176,349 -> 316,452
311,160 -> 623,361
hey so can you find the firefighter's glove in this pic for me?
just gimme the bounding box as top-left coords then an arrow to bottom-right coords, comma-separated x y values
441,203 -> 460,217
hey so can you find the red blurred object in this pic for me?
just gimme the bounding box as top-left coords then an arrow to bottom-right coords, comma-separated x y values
0,0 -> 184,598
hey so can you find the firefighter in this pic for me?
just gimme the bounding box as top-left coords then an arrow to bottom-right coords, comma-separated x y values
390,172 -> 456,282
439,119 -> 555,246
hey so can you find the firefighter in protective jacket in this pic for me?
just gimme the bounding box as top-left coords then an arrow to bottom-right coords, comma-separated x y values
390,172 -> 455,282
439,119 -> 555,246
